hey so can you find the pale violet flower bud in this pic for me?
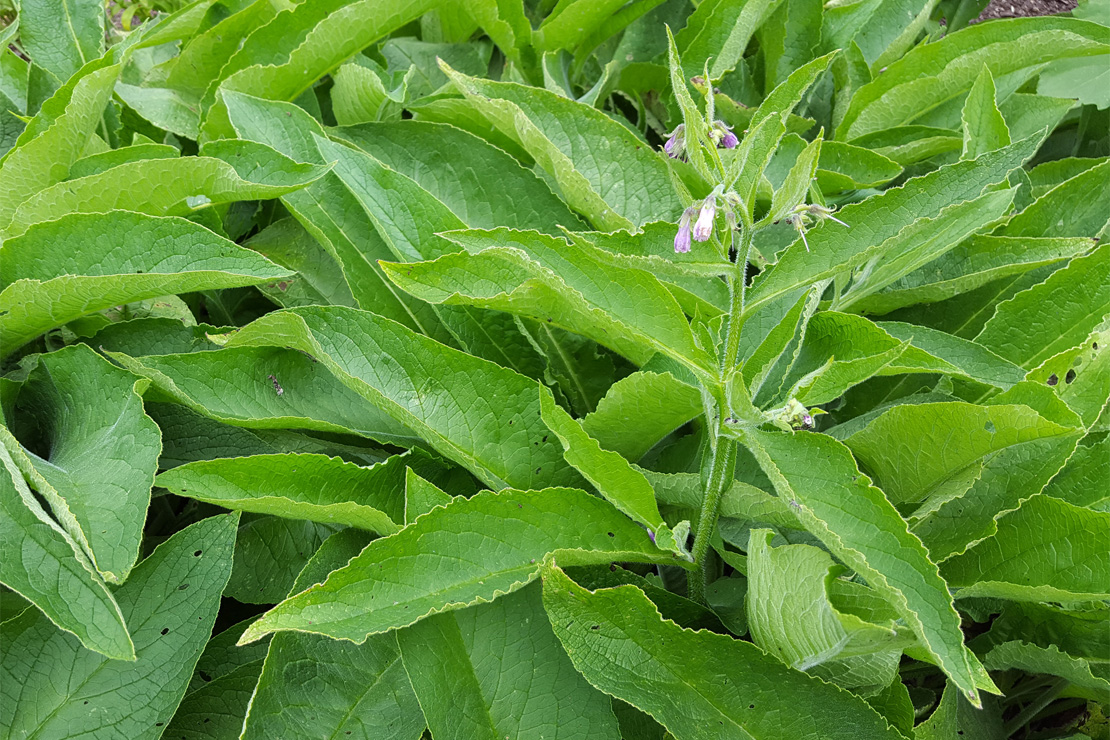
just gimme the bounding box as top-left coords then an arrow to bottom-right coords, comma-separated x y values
692,198 -> 716,242
713,120 -> 738,149
674,208 -> 696,253
663,124 -> 686,159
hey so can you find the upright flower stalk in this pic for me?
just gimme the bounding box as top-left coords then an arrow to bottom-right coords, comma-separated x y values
662,35 -> 841,604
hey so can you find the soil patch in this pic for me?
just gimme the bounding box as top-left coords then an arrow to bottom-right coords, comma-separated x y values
974,0 -> 1077,22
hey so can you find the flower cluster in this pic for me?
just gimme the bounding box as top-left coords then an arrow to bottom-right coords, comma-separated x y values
674,187 -> 729,253
663,120 -> 738,160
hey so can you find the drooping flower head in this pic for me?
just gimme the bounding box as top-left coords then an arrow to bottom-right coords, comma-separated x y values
692,196 -> 717,242
806,203 -> 848,227
663,124 -> 686,159
674,208 -> 696,253
712,120 -> 738,149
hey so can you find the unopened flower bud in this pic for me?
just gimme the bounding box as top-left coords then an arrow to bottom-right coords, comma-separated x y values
712,120 -> 738,149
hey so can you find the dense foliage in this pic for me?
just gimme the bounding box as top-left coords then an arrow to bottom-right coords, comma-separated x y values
0,0 -> 1108,738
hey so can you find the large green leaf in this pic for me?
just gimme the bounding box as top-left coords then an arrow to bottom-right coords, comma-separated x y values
844,402 -> 1077,505
1043,436 -> 1110,509
113,345 -> 417,446
540,563 -> 905,739
539,390 -> 687,557
747,530 -> 910,694
0,436 -> 132,660
202,0 -> 438,139
941,494 -> 1110,602
745,133 -> 1040,314
240,529 -> 425,740
331,120 -> 583,234
0,60 -> 120,226
165,661 -> 263,740
837,17 -> 1110,139
960,67 -> 1010,160
847,235 -> 1094,314
382,227 -> 715,379
3,139 -> 332,238
224,305 -> 579,490
439,65 -> 676,231
975,244 -> 1109,370
220,90 -> 443,337
581,370 -> 702,461
0,211 -> 291,356
238,487 -> 675,644
18,0 -> 103,83
676,0 -> 786,79
14,344 -> 160,584
156,452 -> 429,535
225,516 -> 341,605
737,428 -> 990,705
0,513 -> 237,739
398,582 -> 622,740
999,158 -> 1110,238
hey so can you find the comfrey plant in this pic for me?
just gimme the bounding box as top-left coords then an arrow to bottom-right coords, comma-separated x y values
0,1 -> 1107,738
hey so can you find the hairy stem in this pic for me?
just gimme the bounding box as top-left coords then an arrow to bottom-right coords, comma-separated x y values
721,224 -> 755,372
688,434 -> 737,604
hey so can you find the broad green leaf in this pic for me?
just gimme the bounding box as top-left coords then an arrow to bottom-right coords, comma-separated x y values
225,306 -> 580,490
18,0 -> 103,83
156,452 -> 429,534
225,516 -> 341,604
3,139 -> 331,238
202,0 -> 438,139
759,0 -> 823,90
14,344 -> 160,583
847,234 -> 1094,314
737,428 -> 989,704
985,641 -> 1110,694
113,345 -> 418,446
239,528 -> 425,740
848,125 -> 963,166
837,17 -> 1110,139
382,228 -> 714,379
540,563 -> 905,739
220,90 -> 442,335
747,530 -> 909,693
68,142 -> 180,179
540,390 -> 685,556
398,582 -> 622,740
676,0 -> 786,79
745,132 -> 1041,314
0,438 -> 132,661
775,312 -> 1024,406
942,494 -> 1110,602
835,187 -> 1017,311
815,140 -> 903,192
878,322 -> 1026,389
329,121 -> 583,234
0,211 -> 291,356
1027,156 -> 1104,198
568,221 -> 732,280
913,682 -> 1005,740
439,64 -> 676,231
114,82 -> 208,140
999,92 -> 1075,143
311,134 -> 548,378
730,113 -> 788,219
534,0 -> 629,53
999,159 -> 1110,238
243,217 -> 357,309
239,487 -> 675,644
740,287 -> 819,399
188,618 -> 272,695
975,244 -> 1109,369
165,661 -> 263,740
0,60 -> 120,226
644,468 -> 802,532
1043,436 -> 1110,509
330,60 -> 410,125
961,67 -> 1010,160
0,513 -> 237,740
768,136 -> 822,223
976,601 -> 1109,682
147,0 -> 281,98
844,402 -> 1077,505
910,433 -> 1081,561
581,370 -> 702,461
